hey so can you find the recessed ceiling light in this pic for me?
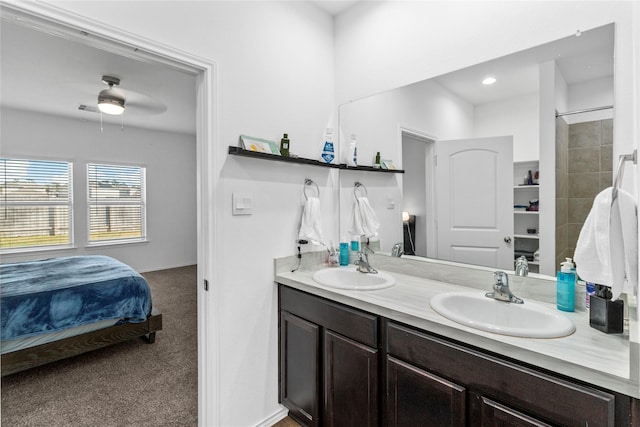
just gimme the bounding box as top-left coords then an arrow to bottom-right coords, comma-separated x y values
482,77 -> 497,85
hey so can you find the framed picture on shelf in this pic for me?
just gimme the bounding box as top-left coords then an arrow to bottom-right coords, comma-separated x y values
240,135 -> 281,155
380,159 -> 397,170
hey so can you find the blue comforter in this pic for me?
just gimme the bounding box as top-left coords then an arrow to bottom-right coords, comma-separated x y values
1,256 -> 152,341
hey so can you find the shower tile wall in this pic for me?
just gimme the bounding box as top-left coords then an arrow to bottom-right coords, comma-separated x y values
558,119 -> 613,268
556,117 -> 569,269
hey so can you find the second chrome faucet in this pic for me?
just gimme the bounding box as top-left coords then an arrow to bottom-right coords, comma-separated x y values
485,271 -> 523,304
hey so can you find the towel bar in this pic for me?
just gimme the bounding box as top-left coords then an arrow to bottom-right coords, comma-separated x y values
354,181 -> 368,198
612,149 -> 637,203
303,178 -> 319,200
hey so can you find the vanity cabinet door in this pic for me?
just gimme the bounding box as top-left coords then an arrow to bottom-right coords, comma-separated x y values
470,395 -> 553,427
280,311 -> 321,427
323,330 -> 378,427
386,355 -> 466,426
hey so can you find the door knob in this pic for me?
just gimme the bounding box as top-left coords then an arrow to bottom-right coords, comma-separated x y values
504,236 -> 512,244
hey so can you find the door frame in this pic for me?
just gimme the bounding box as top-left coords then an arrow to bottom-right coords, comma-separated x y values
1,3 -> 219,425
399,126 -> 438,258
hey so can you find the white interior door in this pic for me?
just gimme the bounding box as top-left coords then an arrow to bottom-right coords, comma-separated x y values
435,136 -> 513,270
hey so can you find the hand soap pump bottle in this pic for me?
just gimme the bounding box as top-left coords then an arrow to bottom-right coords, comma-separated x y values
557,258 -> 576,312
320,128 -> 335,164
347,134 -> 358,167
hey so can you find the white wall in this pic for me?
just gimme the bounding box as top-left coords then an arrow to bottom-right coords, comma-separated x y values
566,76 -> 615,124
0,108 -> 197,273
474,93 -> 540,162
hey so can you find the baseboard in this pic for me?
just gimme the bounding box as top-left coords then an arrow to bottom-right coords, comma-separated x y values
255,405 -> 288,427
139,263 -> 197,273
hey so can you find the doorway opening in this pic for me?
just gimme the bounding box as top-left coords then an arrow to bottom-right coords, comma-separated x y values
401,128 -> 436,258
0,3 -> 217,424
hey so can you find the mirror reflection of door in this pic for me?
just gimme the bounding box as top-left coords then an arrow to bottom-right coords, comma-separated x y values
434,136 -> 514,270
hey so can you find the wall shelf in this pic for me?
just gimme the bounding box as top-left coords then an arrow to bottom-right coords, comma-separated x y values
340,164 -> 404,173
228,146 -> 404,173
228,146 -> 340,168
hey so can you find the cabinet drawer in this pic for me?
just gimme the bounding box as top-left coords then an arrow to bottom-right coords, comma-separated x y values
387,321 -> 616,426
279,285 -> 378,347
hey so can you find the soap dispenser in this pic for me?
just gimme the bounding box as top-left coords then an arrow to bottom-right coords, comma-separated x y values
320,128 -> 335,164
557,258 -> 576,312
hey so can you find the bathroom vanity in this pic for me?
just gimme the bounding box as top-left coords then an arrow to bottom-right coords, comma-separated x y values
276,256 -> 640,426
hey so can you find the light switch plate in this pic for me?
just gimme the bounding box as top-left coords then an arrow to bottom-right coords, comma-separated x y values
232,192 -> 253,215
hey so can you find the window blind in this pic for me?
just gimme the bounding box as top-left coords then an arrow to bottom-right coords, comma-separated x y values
87,163 -> 146,243
0,158 -> 73,250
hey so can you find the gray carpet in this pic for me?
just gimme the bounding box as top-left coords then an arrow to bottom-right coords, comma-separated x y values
1,265 -> 198,426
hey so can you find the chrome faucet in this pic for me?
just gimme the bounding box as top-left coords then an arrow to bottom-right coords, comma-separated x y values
356,252 -> 378,274
485,271 -> 523,304
391,243 -> 404,257
515,256 -> 529,277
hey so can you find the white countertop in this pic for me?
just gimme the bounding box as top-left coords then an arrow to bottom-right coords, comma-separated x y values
276,264 -> 640,398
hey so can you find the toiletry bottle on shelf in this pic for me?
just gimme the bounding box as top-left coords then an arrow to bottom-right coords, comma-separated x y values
320,128 -> 335,164
347,134 -> 358,167
557,258 -> 576,312
339,236 -> 349,266
374,152 -> 381,168
280,133 -> 290,157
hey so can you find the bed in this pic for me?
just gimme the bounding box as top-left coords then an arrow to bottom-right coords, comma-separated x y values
1,255 -> 162,376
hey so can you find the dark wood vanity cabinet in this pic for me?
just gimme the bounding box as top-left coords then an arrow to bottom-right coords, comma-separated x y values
279,285 -> 635,427
279,285 -> 379,427
386,321 -> 628,427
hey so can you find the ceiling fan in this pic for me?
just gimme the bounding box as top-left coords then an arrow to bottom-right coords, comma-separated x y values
77,75 -> 167,116
97,75 -> 125,115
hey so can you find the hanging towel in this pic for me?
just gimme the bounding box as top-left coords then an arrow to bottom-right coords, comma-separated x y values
298,197 -> 323,245
348,196 -> 380,239
574,187 -> 638,300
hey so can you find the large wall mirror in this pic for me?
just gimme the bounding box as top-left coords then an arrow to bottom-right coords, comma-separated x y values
339,23 -> 614,277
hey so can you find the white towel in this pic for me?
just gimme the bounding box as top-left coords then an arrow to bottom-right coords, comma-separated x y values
347,196 -> 380,239
298,197 -> 323,245
574,187 -> 638,300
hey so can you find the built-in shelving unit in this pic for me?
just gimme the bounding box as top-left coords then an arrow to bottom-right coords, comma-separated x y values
513,161 -> 540,273
228,146 -> 405,173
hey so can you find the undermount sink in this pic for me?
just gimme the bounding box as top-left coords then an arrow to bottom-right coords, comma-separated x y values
312,267 -> 396,290
430,291 -> 575,338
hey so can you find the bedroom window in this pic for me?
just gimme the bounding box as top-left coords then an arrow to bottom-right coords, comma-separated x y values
87,163 -> 146,244
0,158 -> 73,251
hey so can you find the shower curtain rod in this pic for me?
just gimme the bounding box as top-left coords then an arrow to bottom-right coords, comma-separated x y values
556,105 -> 613,118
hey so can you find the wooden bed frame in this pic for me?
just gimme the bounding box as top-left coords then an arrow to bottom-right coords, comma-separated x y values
1,309 -> 162,376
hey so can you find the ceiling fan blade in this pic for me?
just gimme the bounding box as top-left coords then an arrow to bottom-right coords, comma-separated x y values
67,82 -> 167,115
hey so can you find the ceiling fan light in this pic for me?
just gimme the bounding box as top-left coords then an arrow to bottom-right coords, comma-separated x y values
482,76 -> 497,85
98,89 -> 125,115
